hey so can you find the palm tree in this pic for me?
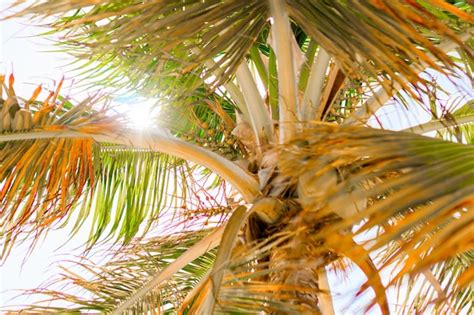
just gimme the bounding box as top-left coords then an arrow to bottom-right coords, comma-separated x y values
2,0 -> 473,313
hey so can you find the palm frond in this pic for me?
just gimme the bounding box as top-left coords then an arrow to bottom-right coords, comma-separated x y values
279,123 -> 473,312
11,1 -> 471,121
11,0 -> 268,88
80,148 -> 227,247
0,76 -> 258,258
0,75 -> 120,258
392,251 -> 473,313
288,0 -> 472,94
345,35 -> 472,125
7,229 -> 218,313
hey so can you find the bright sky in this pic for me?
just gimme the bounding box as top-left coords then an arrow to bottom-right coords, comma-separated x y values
0,3 -> 472,314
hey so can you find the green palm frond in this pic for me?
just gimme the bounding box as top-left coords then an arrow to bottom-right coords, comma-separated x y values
8,229 -> 217,313
278,123 -> 473,312
79,148 -> 229,246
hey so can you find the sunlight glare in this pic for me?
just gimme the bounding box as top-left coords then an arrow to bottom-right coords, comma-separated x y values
122,98 -> 161,130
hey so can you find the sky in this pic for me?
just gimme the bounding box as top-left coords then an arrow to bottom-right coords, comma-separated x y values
0,2 -> 472,314
0,3 -> 76,98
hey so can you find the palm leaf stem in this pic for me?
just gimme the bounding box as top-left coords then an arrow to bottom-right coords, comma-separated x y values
196,205 -> 251,313
222,81 -> 250,120
179,268 -> 213,313
298,40 -> 318,93
235,63 -> 275,147
269,0 -> 299,143
402,114 -> 474,135
317,267 -> 335,315
199,54 -> 251,122
0,129 -> 259,202
301,47 -> 331,122
249,45 -> 269,87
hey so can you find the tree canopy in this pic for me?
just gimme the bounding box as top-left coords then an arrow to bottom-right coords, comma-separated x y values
1,0 -> 473,313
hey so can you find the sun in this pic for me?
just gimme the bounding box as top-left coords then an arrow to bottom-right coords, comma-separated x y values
120,97 -> 161,130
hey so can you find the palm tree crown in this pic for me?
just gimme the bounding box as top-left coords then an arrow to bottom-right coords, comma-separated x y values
1,0 -> 473,313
